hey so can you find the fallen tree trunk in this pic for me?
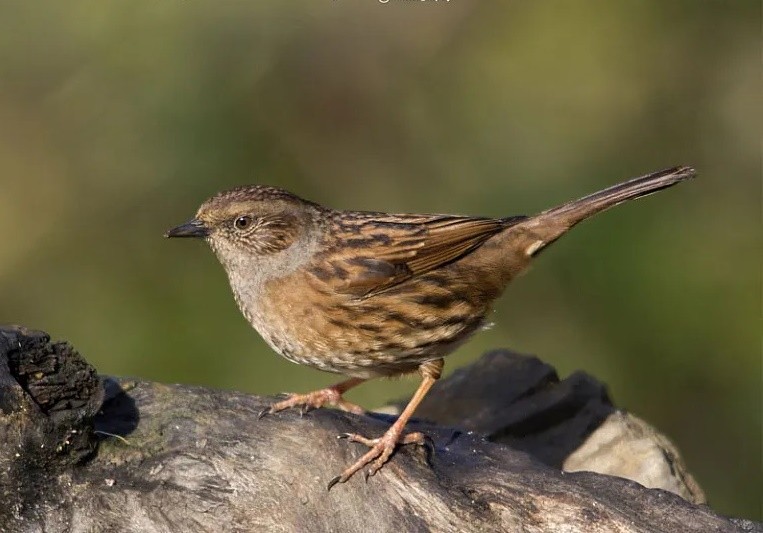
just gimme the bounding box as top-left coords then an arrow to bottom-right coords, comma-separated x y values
0,326 -> 757,532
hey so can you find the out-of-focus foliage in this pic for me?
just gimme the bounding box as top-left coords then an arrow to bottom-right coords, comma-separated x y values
0,0 -> 759,520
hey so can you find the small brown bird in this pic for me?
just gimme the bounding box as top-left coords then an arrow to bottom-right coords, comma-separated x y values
166,166 -> 695,488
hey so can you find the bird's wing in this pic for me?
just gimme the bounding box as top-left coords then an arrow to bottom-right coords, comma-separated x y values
312,213 -> 525,298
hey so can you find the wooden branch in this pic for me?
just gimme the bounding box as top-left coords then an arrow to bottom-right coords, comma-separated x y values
0,326 -> 756,532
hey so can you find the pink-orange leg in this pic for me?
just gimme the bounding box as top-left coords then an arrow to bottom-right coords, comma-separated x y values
258,377 -> 367,418
327,359 -> 443,489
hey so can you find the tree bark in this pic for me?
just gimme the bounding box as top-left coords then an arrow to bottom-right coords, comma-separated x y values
0,326 -> 757,533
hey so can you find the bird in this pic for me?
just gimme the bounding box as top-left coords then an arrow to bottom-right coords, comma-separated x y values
165,166 -> 695,488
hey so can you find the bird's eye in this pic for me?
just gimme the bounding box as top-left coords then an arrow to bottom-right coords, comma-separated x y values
234,216 -> 253,230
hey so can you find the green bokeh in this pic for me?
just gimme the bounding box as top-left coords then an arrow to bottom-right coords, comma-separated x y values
0,0 -> 759,520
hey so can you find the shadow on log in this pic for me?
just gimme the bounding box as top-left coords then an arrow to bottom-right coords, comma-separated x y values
0,326 -> 758,532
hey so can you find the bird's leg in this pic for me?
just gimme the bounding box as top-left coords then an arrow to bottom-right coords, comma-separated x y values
328,359 -> 443,489
259,377 -> 367,418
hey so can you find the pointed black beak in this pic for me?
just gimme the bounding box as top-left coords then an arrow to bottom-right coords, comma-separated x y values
165,218 -> 209,238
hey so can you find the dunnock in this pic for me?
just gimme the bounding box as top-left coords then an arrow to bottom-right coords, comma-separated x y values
166,166 -> 695,488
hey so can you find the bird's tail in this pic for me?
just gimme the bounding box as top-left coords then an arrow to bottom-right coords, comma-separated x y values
513,166 -> 696,257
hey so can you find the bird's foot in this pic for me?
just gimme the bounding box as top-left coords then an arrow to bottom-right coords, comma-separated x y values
327,428 -> 428,489
258,387 -> 365,419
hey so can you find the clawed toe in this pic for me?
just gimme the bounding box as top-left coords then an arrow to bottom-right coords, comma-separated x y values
327,429 -> 430,490
326,475 -> 343,491
338,432 -> 379,447
367,455 -> 387,477
257,382 -> 366,420
328,438 -> 393,490
420,434 -> 436,459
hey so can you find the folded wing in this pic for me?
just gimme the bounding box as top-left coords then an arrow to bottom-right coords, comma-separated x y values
312,213 -> 525,298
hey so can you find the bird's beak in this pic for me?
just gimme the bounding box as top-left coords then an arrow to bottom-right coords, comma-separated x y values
165,218 -> 210,238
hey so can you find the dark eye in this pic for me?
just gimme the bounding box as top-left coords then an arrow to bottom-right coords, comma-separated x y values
234,215 -> 253,230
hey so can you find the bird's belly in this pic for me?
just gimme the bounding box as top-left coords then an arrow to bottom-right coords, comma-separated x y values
243,294 -> 485,379
270,323 -> 482,379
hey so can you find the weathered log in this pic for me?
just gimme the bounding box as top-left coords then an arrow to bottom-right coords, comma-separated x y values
0,326 -> 757,532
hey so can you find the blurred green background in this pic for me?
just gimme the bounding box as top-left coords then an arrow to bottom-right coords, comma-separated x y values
0,0 -> 759,520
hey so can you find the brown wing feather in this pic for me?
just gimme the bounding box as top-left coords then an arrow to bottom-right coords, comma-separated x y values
315,213 -> 524,298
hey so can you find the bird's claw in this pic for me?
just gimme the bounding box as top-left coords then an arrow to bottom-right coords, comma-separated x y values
327,429 -> 430,490
326,475 -> 342,491
259,387 -> 364,420
258,392 -> 317,420
337,432 -> 378,447
421,434 -> 436,462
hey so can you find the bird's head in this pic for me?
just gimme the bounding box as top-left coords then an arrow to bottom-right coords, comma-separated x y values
166,185 -> 322,271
